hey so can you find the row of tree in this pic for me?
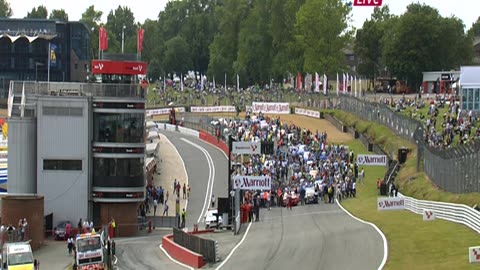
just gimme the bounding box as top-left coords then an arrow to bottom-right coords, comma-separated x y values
1,0 -> 479,90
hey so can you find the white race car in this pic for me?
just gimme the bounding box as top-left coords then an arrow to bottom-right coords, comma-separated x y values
204,208 -> 223,229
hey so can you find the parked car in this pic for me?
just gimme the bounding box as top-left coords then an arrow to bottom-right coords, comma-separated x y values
305,187 -> 318,204
283,192 -> 299,207
54,221 -> 71,240
204,209 -> 222,229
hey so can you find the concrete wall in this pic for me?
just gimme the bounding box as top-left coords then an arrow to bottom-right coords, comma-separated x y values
7,117 -> 37,194
36,97 -> 90,227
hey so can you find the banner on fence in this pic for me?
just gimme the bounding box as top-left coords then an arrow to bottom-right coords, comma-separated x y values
233,175 -> 271,190
377,197 -> 405,211
232,141 -> 261,155
250,102 -> 290,114
469,246 -> 480,263
357,154 -> 387,166
294,108 -> 320,118
146,107 -> 185,116
422,209 -> 436,221
190,106 -> 236,113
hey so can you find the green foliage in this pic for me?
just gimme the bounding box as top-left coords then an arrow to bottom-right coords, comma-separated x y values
80,5 -> 103,60
49,9 -> 68,21
26,5 -> 48,19
467,16 -> 480,38
0,0 -> 12,17
382,3 -> 471,90
106,6 -> 137,53
163,36 -> 192,75
295,0 -> 352,75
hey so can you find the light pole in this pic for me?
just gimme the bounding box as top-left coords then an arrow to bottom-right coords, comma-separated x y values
121,25 -> 126,54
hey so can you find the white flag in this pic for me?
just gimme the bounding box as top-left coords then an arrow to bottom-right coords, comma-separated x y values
342,73 -> 346,95
336,73 -> 339,96
236,74 -> 240,92
180,74 -> 184,92
315,72 -> 319,92
354,76 -> 357,97
360,77 -> 362,96
323,74 -> 327,95
224,73 -> 227,90
7,80 -> 14,118
213,76 -> 216,89
20,82 -> 26,117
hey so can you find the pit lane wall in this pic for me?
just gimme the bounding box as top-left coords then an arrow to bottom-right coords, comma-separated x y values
162,229 -> 216,268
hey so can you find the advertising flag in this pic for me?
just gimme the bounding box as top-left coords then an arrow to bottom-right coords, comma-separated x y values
138,28 -> 145,52
180,74 -> 184,92
314,72 -> 319,92
20,82 -> 25,118
99,26 -> 108,51
297,72 -> 303,92
49,43 -> 57,67
213,76 -> 216,89
354,76 -> 357,97
237,74 -> 240,91
323,74 -> 327,95
336,73 -> 339,96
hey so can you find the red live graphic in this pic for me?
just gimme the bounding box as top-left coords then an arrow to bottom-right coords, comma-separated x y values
353,0 -> 383,6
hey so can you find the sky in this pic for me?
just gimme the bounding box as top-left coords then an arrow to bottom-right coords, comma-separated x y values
9,0 -> 480,31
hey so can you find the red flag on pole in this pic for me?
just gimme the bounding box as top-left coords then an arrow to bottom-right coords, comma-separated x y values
99,26 -> 108,51
138,28 -> 145,52
297,72 -> 303,93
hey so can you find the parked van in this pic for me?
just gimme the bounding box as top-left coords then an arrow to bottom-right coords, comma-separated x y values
0,242 -> 38,270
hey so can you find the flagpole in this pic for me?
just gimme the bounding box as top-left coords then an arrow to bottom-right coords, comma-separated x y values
47,42 -> 51,83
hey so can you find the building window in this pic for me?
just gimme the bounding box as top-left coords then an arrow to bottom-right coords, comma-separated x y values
43,106 -> 83,116
93,113 -> 144,143
93,158 -> 143,178
43,159 -> 82,171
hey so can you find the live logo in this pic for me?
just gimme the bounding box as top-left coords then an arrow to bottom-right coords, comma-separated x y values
353,0 -> 383,6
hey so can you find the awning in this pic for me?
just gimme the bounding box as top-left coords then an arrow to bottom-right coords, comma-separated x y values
145,157 -> 156,173
146,142 -> 158,155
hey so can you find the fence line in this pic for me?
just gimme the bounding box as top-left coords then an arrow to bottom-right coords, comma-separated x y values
398,193 -> 480,234
334,95 -> 480,194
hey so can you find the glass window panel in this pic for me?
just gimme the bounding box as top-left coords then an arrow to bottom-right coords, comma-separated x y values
94,113 -> 144,143
93,158 -> 143,178
43,159 -> 82,170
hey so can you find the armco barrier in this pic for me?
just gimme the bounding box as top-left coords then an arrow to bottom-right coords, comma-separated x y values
156,122 -> 200,138
199,130 -> 229,155
162,234 -> 206,268
398,193 -> 480,234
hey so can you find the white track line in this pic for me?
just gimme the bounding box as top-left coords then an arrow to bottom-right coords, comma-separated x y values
215,222 -> 253,270
159,244 -> 194,270
336,199 -> 388,270
161,133 -> 190,211
181,138 -> 216,223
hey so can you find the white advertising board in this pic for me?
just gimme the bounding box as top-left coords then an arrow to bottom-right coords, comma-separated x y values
190,106 -> 236,113
233,175 -> 271,190
251,102 -> 290,114
295,108 -> 320,118
469,246 -> 480,263
357,154 -> 388,166
232,141 -> 261,155
422,209 -> 436,221
377,197 -> 405,211
146,107 -> 185,116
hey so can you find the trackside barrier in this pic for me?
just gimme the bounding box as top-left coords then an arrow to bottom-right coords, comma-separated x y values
199,130 -> 229,155
398,193 -> 480,234
155,122 -> 200,138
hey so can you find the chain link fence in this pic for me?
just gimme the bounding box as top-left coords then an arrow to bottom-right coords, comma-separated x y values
336,95 -> 480,194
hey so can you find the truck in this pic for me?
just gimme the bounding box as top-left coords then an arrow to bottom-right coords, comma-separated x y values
74,232 -> 105,270
0,242 -> 38,270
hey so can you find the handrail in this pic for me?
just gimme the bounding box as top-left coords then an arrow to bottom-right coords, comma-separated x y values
398,193 -> 480,234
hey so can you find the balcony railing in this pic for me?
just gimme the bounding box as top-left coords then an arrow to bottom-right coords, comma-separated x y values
10,81 -> 145,98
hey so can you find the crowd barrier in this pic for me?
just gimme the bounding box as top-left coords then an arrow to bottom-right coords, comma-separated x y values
155,123 -> 200,138
399,193 -> 480,234
199,130 -> 229,155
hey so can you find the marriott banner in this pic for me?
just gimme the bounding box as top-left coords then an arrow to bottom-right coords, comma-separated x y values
377,197 -> 405,211
356,154 -> 387,166
232,141 -> 261,155
233,175 -> 271,190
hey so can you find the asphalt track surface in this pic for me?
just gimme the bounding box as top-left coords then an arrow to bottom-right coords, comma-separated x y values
116,130 -> 384,270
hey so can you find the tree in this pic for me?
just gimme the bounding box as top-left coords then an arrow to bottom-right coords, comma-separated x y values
355,6 -> 393,82
467,17 -> 480,38
0,0 -> 12,17
80,5 -> 103,59
207,0 -> 252,84
234,0 -> 273,86
383,3 -> 472,90
26,5 -> 48,19
163,36 -> 192,75
295,0 -> 352,74
49,9 -> 68,21
106,6 -> 137,53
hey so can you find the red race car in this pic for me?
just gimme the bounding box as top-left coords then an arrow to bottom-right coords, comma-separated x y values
283,191 -> 299,207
